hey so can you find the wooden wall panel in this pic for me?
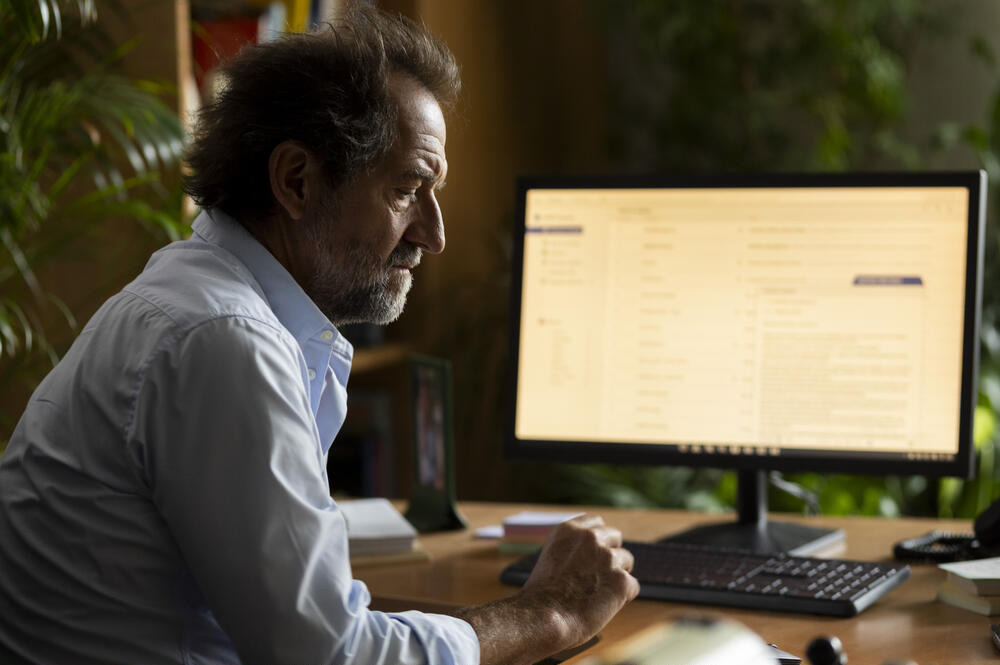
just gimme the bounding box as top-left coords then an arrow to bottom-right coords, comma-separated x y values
382,0 -> 609,500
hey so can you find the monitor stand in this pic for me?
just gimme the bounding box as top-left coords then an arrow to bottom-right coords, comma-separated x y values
658,469 -> 845,556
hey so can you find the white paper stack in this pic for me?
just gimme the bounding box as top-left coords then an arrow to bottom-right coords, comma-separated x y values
339,498 -> 418,557
937,556 -> 1000,615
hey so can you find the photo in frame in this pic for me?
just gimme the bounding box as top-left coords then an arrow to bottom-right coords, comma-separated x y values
404,355 -> 467,533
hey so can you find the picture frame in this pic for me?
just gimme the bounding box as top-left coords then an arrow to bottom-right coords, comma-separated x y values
404,355 -> 466,532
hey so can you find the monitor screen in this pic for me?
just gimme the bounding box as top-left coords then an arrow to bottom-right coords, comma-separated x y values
507,172 -> 985,481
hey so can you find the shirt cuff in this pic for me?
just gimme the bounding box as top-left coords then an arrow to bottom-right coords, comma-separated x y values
389,611 -> 480,665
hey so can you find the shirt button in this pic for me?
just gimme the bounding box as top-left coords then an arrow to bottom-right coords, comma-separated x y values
308,368 -> 317,380
320,330 -> 334,342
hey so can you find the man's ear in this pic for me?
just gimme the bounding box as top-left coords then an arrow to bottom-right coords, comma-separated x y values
268,141 -> 316,221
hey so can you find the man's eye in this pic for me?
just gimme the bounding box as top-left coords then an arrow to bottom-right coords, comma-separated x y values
396,188 -> 418,201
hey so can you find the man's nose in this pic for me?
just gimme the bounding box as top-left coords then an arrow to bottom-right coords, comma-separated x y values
404,191 -> 446,254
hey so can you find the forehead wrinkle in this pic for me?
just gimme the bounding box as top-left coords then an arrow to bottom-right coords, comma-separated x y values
408,145 -> 447,186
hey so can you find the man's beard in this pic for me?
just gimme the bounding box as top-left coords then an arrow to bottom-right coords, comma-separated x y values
302,214 -> 422,326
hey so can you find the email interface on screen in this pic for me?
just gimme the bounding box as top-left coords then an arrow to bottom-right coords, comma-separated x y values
515,186 -> 971,463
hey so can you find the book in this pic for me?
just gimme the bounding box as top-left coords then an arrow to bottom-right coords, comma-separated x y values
282,0 -> 311,31
339,498 -> 418,557
936,578 -> 1000,616
502,511 -> 583,541
497,511 -> 585,555
939,556 -> 1000,596
498,541 -> 546,555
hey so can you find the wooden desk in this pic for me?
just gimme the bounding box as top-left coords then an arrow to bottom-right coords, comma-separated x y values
357,502 -> 991,665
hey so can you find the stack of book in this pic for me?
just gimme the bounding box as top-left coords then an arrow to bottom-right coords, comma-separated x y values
338,498 -> 428,566
499,511 -> 583,554
937,556 -> 1000,615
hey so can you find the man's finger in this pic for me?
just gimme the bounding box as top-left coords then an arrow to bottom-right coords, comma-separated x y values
613,546 -> 635,574
566,513 -> 605,529
589,525 -> 624,548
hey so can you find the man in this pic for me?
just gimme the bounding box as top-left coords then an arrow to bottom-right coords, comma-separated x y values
0,5 -> 638,665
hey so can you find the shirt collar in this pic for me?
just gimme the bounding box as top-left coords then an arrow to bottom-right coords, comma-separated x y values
190,209 -> 353,363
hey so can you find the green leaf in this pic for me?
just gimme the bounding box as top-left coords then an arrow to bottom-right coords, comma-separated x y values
0,300 -> 33,354
36,0 -> 51,38
46,293 -> 76,331
971,35 -> 997,71
975,404 -> 997,449
0,306 -> 19,357
0,228 -> 43,301
48,0 -> 62,38
6,0 -> 43,39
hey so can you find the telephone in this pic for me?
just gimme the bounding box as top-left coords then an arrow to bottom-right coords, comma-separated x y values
893,496 -> 1000,562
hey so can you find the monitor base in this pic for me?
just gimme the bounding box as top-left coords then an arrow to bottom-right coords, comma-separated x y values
659,519 -> 846,557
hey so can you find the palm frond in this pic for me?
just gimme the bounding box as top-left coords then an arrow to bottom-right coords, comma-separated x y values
0,0 -> 186,386
2,0 -> 95,42
0,304 -> 23,357
0,228 -> 44,301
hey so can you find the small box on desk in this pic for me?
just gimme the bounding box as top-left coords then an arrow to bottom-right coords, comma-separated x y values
937,556 -> 1000,615
499,511 -> 582,554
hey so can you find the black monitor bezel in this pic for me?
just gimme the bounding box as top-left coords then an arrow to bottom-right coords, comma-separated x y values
505,171 -> 985,479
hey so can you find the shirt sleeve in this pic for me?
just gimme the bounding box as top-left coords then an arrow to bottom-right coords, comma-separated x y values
127,315 -> 479,665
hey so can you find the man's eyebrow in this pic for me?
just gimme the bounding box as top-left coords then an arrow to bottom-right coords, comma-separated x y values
402,167 -> 447,190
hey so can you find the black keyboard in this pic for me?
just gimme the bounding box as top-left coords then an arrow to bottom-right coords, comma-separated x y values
499,540 -> 910,617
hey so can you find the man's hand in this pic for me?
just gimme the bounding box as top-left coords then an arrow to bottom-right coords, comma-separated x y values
522,515 -> 639,649
454,514 -> 638,665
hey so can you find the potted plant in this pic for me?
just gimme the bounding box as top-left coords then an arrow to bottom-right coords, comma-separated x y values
0,0 -> 184,440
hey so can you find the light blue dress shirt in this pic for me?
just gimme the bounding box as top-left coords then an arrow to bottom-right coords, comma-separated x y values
0,210 -> 479,665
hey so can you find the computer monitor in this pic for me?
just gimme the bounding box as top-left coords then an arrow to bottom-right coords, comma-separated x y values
506,171 -> 986,555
